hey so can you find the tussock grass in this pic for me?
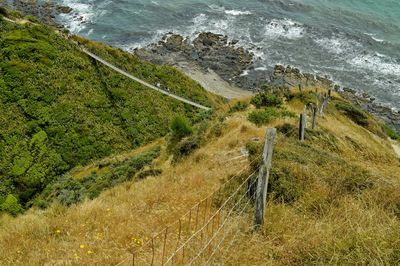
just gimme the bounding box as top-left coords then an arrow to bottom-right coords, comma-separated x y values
1,89 -> 399,265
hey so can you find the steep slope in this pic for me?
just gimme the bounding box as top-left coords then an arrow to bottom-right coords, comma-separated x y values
0,15 -> 221,210
0,88 -> 399,265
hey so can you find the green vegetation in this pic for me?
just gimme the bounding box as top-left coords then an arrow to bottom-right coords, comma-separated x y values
248,108 -> 279,126
229,101 -> 249,113
0,86 -> 399,265
0,194 -> 23,216
382,124 -> 400,140
251,92 -> 283,108
0,7 -> 7,17
246,129 -> 377,205
0,18 -> 219,214
247,92 -> 295,126
170,116 -> 193,140
335,102 -> 369,126
248,108 -> 296,126
168,119 -> 211,163
36,147 -> 161,207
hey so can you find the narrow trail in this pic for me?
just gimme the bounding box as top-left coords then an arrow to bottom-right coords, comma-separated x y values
81,49 -> 212,111
1,15 -> 211,111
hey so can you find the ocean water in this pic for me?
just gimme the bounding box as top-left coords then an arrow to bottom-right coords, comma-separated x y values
56,0 -> 400,110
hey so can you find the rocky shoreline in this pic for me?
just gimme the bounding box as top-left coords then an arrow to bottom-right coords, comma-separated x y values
0,0 -> 71,27
135,32 -> 400,133
135,32 -> 254,85
1,2 -> 398,134
270,65 -> 400,133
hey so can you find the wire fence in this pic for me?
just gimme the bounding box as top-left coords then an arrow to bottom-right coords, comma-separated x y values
113,90 -> 331,265
115,156 -> 261,266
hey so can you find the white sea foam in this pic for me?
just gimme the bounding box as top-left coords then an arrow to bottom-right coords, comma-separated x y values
224,10 -> 252,16
315,36 -> 362,55
255,66 -> 268,71
349,54 -> 400,76
371,36 -> 384,43
264,19 -> 305,39
185,13 -> 231,42
59,0 -> 95,33
365,33 -> 385,43
208,4 -> 252,16
123,29 -> 171,50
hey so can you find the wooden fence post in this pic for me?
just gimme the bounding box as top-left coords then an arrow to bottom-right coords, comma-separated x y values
319,95 -> 329,115
299,113 -> 306,141
304,106 -> 308,128
254,128 -> 277,229
312,107 -> 317,129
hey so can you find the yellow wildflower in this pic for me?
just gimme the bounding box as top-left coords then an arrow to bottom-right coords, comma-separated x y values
79,244 -> 85,249
87,250 -> 93,255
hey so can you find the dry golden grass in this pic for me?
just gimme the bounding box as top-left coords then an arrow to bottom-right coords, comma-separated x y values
0,112 -> 265,265
1,91 -> 399,265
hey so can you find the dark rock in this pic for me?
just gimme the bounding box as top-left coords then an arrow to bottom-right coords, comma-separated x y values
136,32 -> 253,84
3,0 -> 70,27
135,31 -> 399,133
56,5 -> 72,14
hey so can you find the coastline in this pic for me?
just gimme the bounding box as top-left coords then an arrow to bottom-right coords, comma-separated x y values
2,2 -> 399,133
134,32 -> 400,133
0,0 -> 71,27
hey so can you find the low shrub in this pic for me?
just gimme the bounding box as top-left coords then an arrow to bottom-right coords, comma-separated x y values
248,108 -> 296,127
229,101 -> 249,113
326,164 -> 374,195
336,102 -> 369,126
382,124 -> 400,140
172,135 -> 201,163
36,147 -> 161,206
276,123 -> 298,138
171,116 -> 193,140
0,194 -> 23,216
251,92 -> 283,108
248,108 -> 280,126
293,91 -> 314,103
269,168 -> 303,204
0,7 -> 7,17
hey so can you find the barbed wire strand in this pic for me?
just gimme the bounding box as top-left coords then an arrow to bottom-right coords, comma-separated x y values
187,177 -> 257,265
115,155 -> 261,266
164,169 -> 257,264
164,173 -> 255,265
206,192 -> 256,265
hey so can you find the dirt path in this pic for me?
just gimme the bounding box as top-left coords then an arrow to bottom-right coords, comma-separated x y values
3,16 -> 213,110
175,61 -> 254,100
391,140 -> 400,158
81,49 -> 211,111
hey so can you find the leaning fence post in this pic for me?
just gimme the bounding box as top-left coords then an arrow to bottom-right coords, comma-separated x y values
254,128 -> 277,229
319,95 -> 330,115
299,113 -> 306,141
312,107 -> 317,130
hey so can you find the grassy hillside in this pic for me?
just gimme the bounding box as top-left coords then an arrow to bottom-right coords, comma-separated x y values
0,87 -> 399,265
0,13 -> 221,212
